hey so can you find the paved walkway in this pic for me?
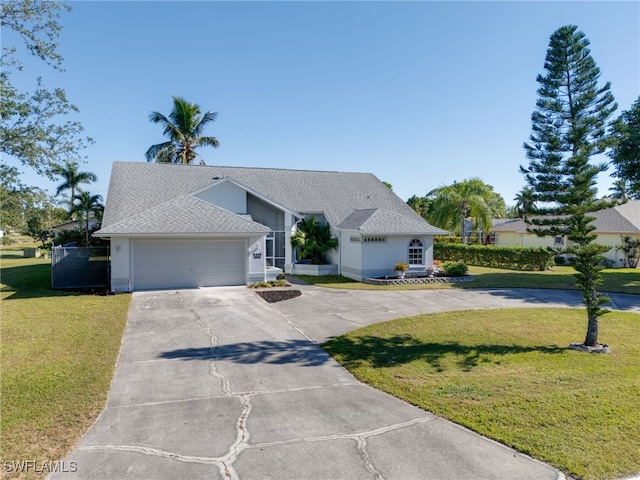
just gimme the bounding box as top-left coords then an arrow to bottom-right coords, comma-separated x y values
51,286 -> 639,480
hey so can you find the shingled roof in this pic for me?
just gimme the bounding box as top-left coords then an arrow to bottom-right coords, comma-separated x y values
97,194 -> 270,235
491,200 -> 640,234
99,162 -> 447,236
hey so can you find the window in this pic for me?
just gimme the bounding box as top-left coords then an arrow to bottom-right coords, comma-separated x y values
554,236 -> 564,246
351,236 -> 387,243
408,238 -> 424,265
363,236 -> 386,243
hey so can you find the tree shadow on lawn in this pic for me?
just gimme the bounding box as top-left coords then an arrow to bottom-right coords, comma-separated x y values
323,334 -> 565,372
479,288 -> 585,306
1,263 -> 84,300
159,339 -> 332,367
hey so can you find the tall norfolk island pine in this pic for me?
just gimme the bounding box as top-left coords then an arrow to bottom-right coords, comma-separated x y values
520,25 -> 617,348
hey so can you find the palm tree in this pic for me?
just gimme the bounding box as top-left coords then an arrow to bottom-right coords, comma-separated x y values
607,179 -> 629,202
70,191 -> 103,245
54,162 -> 97,208
290,217 -> 338,265
428,178 -> 494,244
145,96 -> 219,164
513,186 -> 536,221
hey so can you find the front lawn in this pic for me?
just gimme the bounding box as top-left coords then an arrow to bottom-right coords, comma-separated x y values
324,308 -> 640,480
1,249 -> 131,479
295,265 -> 640,294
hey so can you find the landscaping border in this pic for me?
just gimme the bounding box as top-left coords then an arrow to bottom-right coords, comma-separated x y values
363,275 -> 475,286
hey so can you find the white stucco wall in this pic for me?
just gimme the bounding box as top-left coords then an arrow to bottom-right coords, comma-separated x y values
195,181 -> 247,213
247,236 -> 267,283
588,233 -> 638,267
110,237 -> 132,292
340,233 -> 434,281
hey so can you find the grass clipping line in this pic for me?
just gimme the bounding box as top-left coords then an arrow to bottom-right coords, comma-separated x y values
323,308 -> 640,480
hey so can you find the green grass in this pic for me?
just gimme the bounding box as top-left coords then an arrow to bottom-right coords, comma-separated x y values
1,248 -> 131,479
324,308 -> 640,480
295,265 -> 640,294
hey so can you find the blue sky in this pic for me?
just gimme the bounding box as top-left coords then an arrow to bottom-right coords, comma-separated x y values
5,1 -> 639,206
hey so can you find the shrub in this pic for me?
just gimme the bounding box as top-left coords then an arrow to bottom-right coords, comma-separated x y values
394,261 -> 409,272
442,261 -> 468,276
434,243 -> 554,271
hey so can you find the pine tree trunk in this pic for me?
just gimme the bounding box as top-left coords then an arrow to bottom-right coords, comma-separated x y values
584,311 -> 599,347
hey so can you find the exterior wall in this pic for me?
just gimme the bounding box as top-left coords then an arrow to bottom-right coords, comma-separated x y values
586,233 -> 639,267
247,235 -> 267,283
340,233 -> 434,281
110,237 -> 132,292
494,232 -> 520,247
247,195 -> 284,230
195,181 -> 247,213
247,195 -> 286,269
284,213 -> 296,274
495,232 -> 558,248
338,230 -> 363,280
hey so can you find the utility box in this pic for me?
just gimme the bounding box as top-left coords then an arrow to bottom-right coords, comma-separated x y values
23,248 -> 41,258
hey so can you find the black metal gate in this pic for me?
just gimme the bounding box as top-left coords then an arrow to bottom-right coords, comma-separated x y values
51,246 -> 110,289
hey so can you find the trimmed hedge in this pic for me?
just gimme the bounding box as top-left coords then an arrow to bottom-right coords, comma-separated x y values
442,261 -> 468,276
434,243 -> 555,271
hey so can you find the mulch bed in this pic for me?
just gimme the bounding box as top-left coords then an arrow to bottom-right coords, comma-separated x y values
254,289 -> 302,303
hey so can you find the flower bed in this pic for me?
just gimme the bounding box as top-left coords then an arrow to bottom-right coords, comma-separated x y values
363,275 -> 475,286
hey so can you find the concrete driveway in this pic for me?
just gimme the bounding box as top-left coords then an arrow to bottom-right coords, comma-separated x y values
52,285 -> 638,479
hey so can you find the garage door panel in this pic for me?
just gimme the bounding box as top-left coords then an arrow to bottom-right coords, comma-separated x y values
133,240 -> 245,290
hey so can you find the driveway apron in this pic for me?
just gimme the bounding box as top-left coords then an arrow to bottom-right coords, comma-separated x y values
49,286 -> 584,480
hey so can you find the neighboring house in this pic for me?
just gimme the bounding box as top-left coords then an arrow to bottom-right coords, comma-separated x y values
95,162 -> 449,291
50,216 -> 100,234
491,200 -> 640,267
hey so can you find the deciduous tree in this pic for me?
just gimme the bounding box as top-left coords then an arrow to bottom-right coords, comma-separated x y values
608,96 -> 640,199
1,1 -> 92,178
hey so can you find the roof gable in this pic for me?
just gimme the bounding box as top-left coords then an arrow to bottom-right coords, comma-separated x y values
615,200 -> 640,230
96,194 -> 270,236
339,208 -> 450,235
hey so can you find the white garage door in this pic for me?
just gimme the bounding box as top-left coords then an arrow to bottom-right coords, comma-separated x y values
132,239 -> 246,290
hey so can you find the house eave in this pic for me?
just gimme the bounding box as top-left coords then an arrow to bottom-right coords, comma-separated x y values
93,231 -> 269,238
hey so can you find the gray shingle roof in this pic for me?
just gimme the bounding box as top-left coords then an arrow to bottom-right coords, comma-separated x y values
100,162 -> 445,236
613,200 -> 640,231
339,208 -> 449,235
491,200 -> 640,234
96,194 -> 270,235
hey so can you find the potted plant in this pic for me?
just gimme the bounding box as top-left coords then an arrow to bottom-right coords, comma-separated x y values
394,261 -> 409,278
